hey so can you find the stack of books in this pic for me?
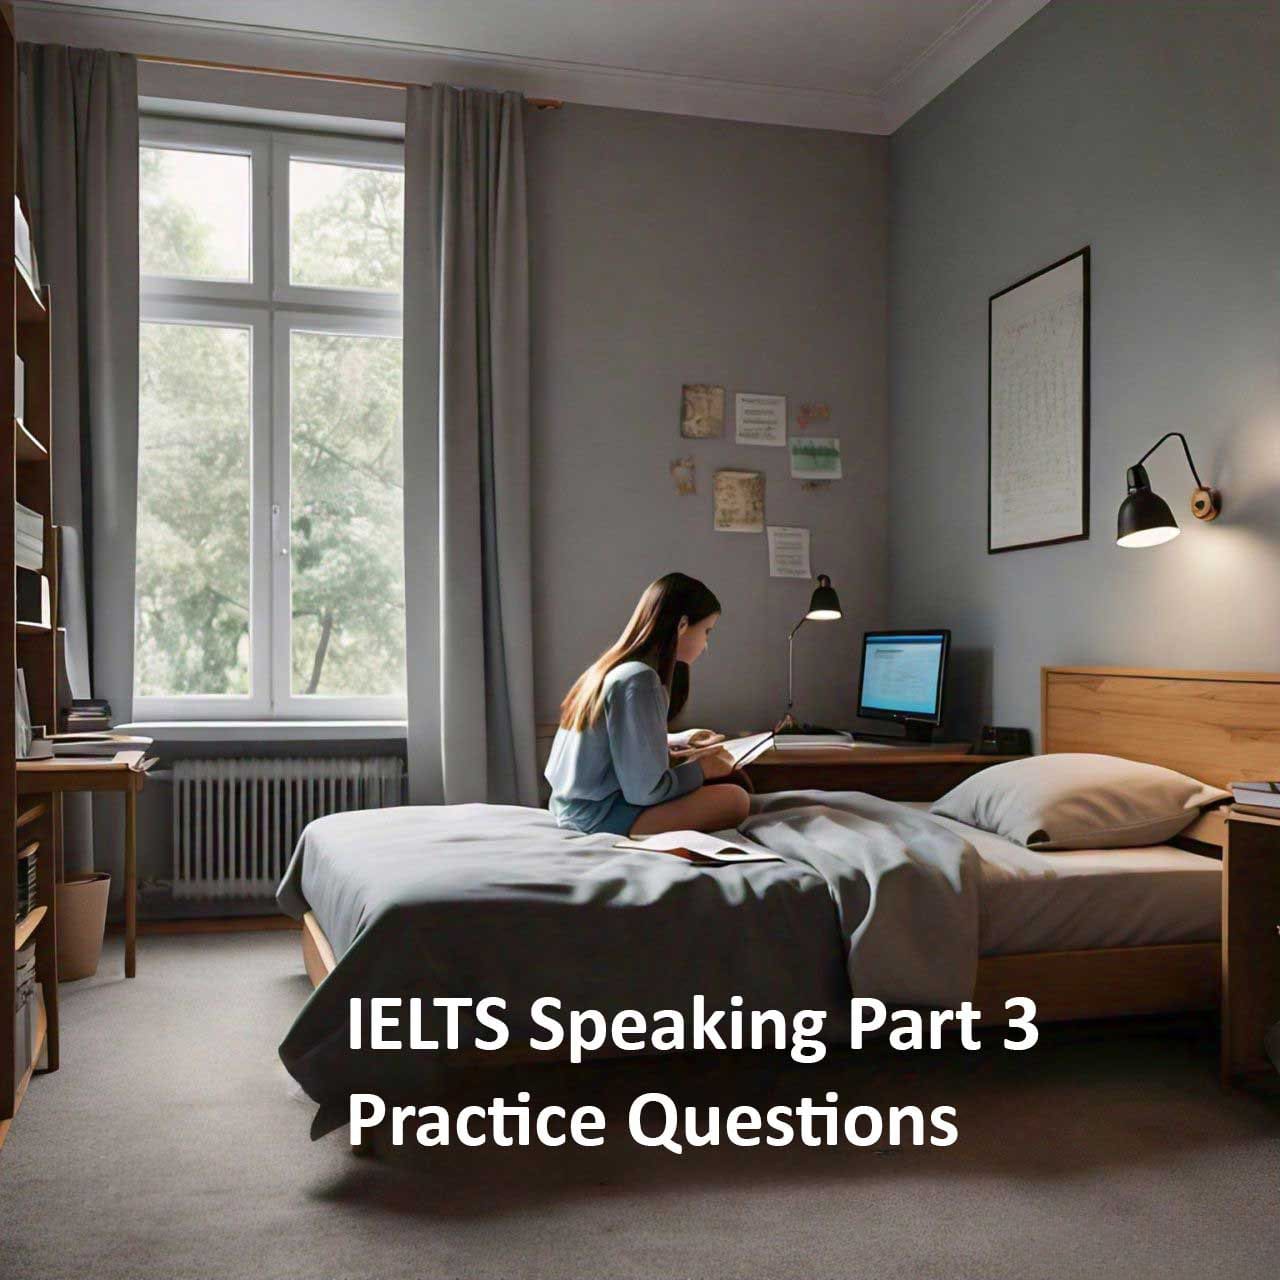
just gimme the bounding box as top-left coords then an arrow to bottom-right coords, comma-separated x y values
48,731 -> 151,758
16,845 -> 36,922
63,698 -> 112,733
1230,781 -> 1280,819
15,502 -> 42,572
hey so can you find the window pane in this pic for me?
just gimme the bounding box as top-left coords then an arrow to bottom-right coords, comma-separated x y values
289,330 -> 405,697
140,146 -> 251,281
135,322 -> 252,696
289,159 -> 404,292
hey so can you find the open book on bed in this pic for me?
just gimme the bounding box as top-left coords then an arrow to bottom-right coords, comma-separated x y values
613,830 -> 781,865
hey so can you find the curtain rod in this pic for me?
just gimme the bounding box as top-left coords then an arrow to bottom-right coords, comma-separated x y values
137,54 -> 564,109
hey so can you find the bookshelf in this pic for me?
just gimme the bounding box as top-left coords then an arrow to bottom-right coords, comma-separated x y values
1,0 -> 62,1151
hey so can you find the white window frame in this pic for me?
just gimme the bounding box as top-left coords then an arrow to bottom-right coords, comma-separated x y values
272,133 -> 405,313
136,116 -> 407,722
136,300 -> 271,720
272,311 -> 404,718
140,118 -> 270,302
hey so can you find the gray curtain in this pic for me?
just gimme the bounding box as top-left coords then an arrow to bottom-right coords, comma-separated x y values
18,44 -> 138,719
18,45 -> 139,875
402,84 -> 537,806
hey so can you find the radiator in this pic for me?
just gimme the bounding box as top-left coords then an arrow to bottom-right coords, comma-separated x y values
172,756 -> 405,900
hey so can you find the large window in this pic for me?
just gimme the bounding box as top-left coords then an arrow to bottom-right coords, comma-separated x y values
136,119 -> 406,719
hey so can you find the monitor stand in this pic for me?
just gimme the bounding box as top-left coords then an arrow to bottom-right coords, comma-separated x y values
852,721 -> 936,745
902,720 -> 935,744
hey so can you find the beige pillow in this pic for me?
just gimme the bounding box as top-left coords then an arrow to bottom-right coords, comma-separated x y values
931,753 -> 1230,850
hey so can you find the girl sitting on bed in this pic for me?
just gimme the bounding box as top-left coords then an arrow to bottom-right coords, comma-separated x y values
545,572 -> 751,838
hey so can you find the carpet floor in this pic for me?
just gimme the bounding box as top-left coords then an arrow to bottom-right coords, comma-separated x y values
1,931 -> 1278,1279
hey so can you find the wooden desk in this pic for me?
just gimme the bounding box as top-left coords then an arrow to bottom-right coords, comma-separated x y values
745,745 -> 1023,801
18,751 -> 156,978
1222,808 -> 1280,1086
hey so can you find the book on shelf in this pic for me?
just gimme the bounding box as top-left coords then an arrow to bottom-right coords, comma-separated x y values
16,847 -> 36,920
16,570 -> 50,628
64,698 -> 113,734
15,501 -> 42,536
63,715 -> 111,733
70,698 -> 112,713
15,501 -> 43,571
14,352 -> 23,424
14,195 -> 37,286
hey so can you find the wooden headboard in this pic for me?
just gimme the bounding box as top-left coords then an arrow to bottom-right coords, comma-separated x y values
1042,666 -> 1280,790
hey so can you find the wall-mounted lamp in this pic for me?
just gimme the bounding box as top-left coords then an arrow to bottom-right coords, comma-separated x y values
1116,432 -> 1220,548
775,575 -> 842,733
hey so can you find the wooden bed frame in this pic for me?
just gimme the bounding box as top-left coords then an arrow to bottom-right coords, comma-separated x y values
302,666 -> 1280,1027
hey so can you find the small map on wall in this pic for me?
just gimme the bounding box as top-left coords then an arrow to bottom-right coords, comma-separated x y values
713,469 -> 765,533
681,383 -> 724,438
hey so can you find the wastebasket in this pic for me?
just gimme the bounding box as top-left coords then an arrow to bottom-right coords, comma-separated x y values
56,871 -> 111,981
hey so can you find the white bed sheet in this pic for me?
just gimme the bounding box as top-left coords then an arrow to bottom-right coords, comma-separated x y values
904,804 -> 1222,956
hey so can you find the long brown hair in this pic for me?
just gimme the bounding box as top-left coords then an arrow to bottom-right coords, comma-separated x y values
559,572 -> 721,731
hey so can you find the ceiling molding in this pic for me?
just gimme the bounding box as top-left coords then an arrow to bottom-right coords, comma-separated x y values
14,0 -> 1051,135
879,0 -> 1054,132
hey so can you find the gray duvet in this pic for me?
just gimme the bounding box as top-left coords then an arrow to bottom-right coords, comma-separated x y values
277,792 -> 979,1106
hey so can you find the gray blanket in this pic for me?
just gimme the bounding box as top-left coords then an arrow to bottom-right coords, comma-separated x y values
277,793 -> 979,1106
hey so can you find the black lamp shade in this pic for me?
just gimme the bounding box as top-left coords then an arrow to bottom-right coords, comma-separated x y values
1116,464 -> 1179,548
805,574 -> 842,620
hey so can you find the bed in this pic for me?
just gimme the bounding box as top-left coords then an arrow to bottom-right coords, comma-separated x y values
279,666 -> 1280,1104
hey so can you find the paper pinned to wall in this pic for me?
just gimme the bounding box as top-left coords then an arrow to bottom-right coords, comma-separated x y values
796,402 -> 830,430
789,436 -> 842,479
735,392 -> 787,446
713,469 -> 765,532
681,383 -> 724,438
767,526 -> 811,578
670,456 -> 696,495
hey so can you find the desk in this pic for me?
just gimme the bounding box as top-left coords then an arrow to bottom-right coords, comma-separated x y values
745,745 -> 1023,801
18,751 -> 156,979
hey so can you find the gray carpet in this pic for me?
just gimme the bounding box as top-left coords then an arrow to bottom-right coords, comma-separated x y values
2,931 -> 1279,1280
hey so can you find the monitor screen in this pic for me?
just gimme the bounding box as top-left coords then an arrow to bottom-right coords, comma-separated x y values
858,630 -> 950,724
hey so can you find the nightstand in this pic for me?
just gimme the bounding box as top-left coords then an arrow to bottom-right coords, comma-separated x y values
1222,808 -> 1280,1086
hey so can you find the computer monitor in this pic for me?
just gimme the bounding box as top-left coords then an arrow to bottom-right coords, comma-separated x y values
856,630 -> 951,743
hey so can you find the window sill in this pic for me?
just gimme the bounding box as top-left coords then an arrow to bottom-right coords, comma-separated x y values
117,720 -> 408,743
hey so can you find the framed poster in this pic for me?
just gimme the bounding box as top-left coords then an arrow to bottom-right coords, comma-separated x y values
988,247 -> 1089,553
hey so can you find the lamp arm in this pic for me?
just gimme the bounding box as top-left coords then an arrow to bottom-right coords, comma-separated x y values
786,615 -> 808,713
1136,431 -> 1205,488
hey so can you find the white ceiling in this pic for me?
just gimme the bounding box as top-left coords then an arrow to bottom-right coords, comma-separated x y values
15,0 -> 1053,132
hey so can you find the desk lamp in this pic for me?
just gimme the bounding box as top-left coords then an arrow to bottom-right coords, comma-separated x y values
775,575 -> 842,734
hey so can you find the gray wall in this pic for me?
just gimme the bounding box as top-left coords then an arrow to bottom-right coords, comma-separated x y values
527,104 -> 888,733
889,0 -> 1280,743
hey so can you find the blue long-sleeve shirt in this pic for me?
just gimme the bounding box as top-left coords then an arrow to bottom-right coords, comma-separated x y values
545,661 -> 704,834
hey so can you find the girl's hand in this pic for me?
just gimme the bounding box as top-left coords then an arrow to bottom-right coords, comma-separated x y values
668,728 -> 725,751
698,748 -> 737,780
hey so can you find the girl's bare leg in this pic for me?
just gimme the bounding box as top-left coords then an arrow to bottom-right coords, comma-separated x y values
628,784 -> 751,837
